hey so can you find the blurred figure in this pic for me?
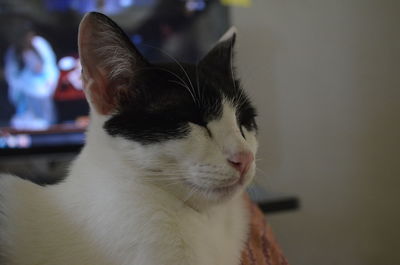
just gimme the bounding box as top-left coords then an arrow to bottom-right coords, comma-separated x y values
4,22 -> 59,130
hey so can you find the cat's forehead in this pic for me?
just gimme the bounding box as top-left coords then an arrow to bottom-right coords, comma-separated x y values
105,62 -> 256,145
116,61 -> 255,127
141,62 -> 237,106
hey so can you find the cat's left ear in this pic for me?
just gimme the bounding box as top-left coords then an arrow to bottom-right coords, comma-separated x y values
199,26 -> 237,72
78,12 -> 149,115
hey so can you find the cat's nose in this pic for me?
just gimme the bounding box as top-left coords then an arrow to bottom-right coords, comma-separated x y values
227,151 -> 254,179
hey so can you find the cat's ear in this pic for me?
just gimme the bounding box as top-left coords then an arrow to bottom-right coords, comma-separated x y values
78,12 -> 148,115
199,26 -> 237,72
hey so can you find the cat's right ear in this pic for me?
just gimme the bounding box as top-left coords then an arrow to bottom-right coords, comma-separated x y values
199,26 -> 237,76
78,12 -> 148,115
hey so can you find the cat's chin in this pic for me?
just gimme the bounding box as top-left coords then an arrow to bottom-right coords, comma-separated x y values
179,180 -> 247,211
187,181 -> 242,199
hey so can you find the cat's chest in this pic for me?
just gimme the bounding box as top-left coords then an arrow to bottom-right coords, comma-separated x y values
1,175 -> 249,265
181,206 -> 249,265
79,191 -> 249,265
134,195 -> 249,265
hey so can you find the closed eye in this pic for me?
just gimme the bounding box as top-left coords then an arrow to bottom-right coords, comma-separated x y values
239,125 -> 246,139
238,106 -> 257,132
242,117 -> 257,131
190,122 -> 213,138
205,126 -> 212,137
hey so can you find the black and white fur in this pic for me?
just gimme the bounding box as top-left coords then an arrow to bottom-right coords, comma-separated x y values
0,12 -> 258,265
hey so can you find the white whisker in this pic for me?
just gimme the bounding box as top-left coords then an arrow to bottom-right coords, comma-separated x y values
142,44 -> 197,104
195,64 -> 202,104
168,80 -> 197,103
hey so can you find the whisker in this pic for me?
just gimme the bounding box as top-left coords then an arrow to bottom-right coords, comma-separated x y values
150,66 -> 191,90
149,66 -> 197,104
182,185 -> 198,206
251,177 -> 264,188
139,174 -> 178,180
246,184 -> 258,199
142,44 -> 197,104
168,80 -> 197,103
195,64 -> 202,104
256,167 -> 266,175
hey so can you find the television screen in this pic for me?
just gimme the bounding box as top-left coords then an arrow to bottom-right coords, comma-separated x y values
0,0 -> 229,155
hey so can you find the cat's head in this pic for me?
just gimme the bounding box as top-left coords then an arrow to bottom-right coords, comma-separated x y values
78,12 -> 258,209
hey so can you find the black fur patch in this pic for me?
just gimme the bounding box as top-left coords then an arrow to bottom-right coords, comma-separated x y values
104,63 -> 219,144
104,61 -> 257,144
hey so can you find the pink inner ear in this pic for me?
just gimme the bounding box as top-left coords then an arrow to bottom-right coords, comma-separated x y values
78,14 -> 117,115
90,81 -> 117,116
82,65 -> 117,115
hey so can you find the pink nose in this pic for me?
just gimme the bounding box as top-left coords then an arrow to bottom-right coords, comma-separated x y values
227,151 -> 254,178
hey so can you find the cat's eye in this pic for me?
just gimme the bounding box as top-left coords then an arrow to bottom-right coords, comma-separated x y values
240,126 -> 246,139
205,125 -> 212,137
198,123 -> 212,138
238,116 -> 256,130
237,104 -> 257,133
246,118 -> 257,130
190,121 -> 212,137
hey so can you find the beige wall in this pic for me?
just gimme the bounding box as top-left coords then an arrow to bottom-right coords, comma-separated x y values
232,1 -> 400,264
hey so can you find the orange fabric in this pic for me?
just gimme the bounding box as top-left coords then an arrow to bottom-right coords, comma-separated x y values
241,196 -> 289,265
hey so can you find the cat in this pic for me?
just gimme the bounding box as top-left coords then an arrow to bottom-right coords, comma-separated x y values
0,12 -> 258,265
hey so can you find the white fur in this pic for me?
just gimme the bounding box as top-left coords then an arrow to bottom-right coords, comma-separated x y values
0,102 -> 258,265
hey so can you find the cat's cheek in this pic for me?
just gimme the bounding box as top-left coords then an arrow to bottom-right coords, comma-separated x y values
107,136 -> 162,170
170,127 -> 212,161
242,129 -> 258,155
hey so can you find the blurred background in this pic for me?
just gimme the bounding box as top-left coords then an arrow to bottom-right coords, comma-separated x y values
232,1 -> 400,264
1,0 -> 399,264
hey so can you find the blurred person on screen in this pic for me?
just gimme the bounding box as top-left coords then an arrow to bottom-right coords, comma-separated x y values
4,22 -> 59,130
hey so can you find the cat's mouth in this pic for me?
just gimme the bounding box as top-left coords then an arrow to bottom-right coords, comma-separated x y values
185,179 -> 242,198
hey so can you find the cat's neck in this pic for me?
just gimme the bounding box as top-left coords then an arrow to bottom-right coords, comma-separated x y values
84,111 -> 112,152
69,111 -> 190,211
73,111 -> 138,181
